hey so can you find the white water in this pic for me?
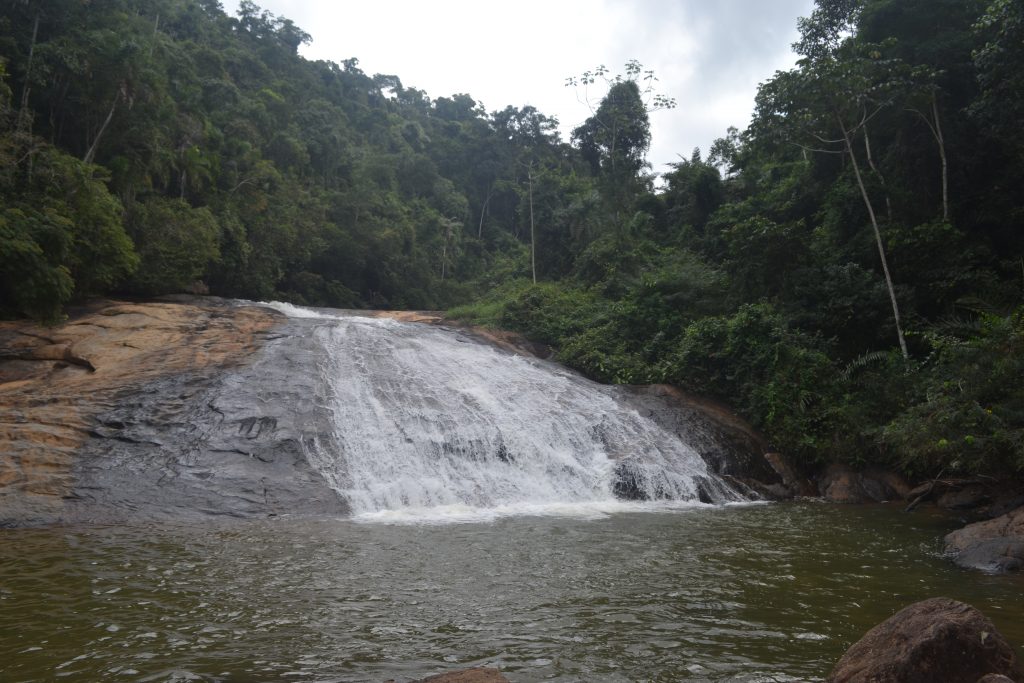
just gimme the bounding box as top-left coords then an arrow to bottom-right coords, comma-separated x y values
262,302 -> 746,521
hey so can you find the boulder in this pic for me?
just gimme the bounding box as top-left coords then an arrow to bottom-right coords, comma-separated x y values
827,597 -> 1023,683
818,464 -> 910,503
945,506 -> 1024,573
938,484 -> 992,511
861,468 -> 911,501
953,539 -> 1024,573
406,668 -> 510,683
764,452 -> 816,497
819,464 -> 864,503
905,477 -> 1014,514
987,493 -> 1024,520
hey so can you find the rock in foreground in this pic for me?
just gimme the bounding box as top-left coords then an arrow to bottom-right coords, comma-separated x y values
404,668 -> 510,683
827,597 -> 1023,683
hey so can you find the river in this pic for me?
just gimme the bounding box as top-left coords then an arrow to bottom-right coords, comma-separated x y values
3,503 -> 1022,682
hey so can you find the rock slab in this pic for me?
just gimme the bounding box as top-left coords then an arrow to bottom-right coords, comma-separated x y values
0,299 -> 348,526
827,597 -> 1023,683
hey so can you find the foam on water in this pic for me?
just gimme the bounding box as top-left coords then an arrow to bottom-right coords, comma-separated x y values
258,300 -> 341,319
268,302 -> 748,522
351,499 -> 725,525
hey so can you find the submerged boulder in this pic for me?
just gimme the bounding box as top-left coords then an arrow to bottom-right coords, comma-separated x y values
406,668 -> 510,683
827,597 -> 1023,683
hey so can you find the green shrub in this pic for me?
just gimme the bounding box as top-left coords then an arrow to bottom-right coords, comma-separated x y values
662,303 -> 842,461
124,198 -> 220,296
882,309 -> 1024,476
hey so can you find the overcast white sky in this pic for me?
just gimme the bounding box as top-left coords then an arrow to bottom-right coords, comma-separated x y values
224,0 -> 814,176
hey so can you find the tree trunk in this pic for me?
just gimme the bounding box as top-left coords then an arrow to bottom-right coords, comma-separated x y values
932,95 -> 949,222
862,126 -> 892,222
528,167 -> 536,284
149,13 -> 160,58
908,95 -> 950,222
838,114 -> 909,360
17,12 -> 40,132
83,87 -> 122,166
477,184 -> 494,239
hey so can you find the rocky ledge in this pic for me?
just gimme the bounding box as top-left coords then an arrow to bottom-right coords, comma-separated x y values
0,298 -> 347,526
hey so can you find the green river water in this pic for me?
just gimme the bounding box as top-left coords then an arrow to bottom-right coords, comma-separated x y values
2,502 -> 1022,682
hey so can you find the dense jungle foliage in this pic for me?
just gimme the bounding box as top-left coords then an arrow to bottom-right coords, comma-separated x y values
1,0 -> 1022,477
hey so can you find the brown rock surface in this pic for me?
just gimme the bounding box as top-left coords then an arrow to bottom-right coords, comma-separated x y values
0,300 -> 278,524
408,667 -> 510,683
1,299 -> 355,526
939,484 -> 992,510
818,464 -> 910,503
827,597 -> 1023,683
764,451 -> 816,497
819,464 -> 864,503
945,505 -> 1024,572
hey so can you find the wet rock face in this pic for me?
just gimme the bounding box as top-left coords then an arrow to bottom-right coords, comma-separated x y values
615,384 -> 783,496
827,597 -> 1024,683
0,299 -> 347,526
945,506 -> 1024,573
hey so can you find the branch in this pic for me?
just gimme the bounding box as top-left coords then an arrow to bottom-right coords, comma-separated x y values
905,107 -> 939,141
791,141 -> 844,155
845,103 -> 886,136
811,131 -> 845,145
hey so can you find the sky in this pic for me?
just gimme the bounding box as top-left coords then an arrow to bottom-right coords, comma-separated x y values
223,0 -> 815,176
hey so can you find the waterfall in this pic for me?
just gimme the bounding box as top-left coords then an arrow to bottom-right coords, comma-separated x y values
264,303 -> 747,521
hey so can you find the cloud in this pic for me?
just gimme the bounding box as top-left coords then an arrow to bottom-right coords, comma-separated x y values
223,0 -> 814,172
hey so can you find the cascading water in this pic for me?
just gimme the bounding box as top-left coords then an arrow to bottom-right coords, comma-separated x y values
264,302 -> 748,521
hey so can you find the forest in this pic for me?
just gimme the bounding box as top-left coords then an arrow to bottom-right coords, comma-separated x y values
1,0 -> 1022,479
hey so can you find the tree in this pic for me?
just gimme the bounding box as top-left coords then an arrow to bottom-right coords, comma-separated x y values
972,0 -> 1024,155
755,2 -> 910,358
571,79 -> 649,179
567,61 -> 676,237
124,197 -> 220,295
